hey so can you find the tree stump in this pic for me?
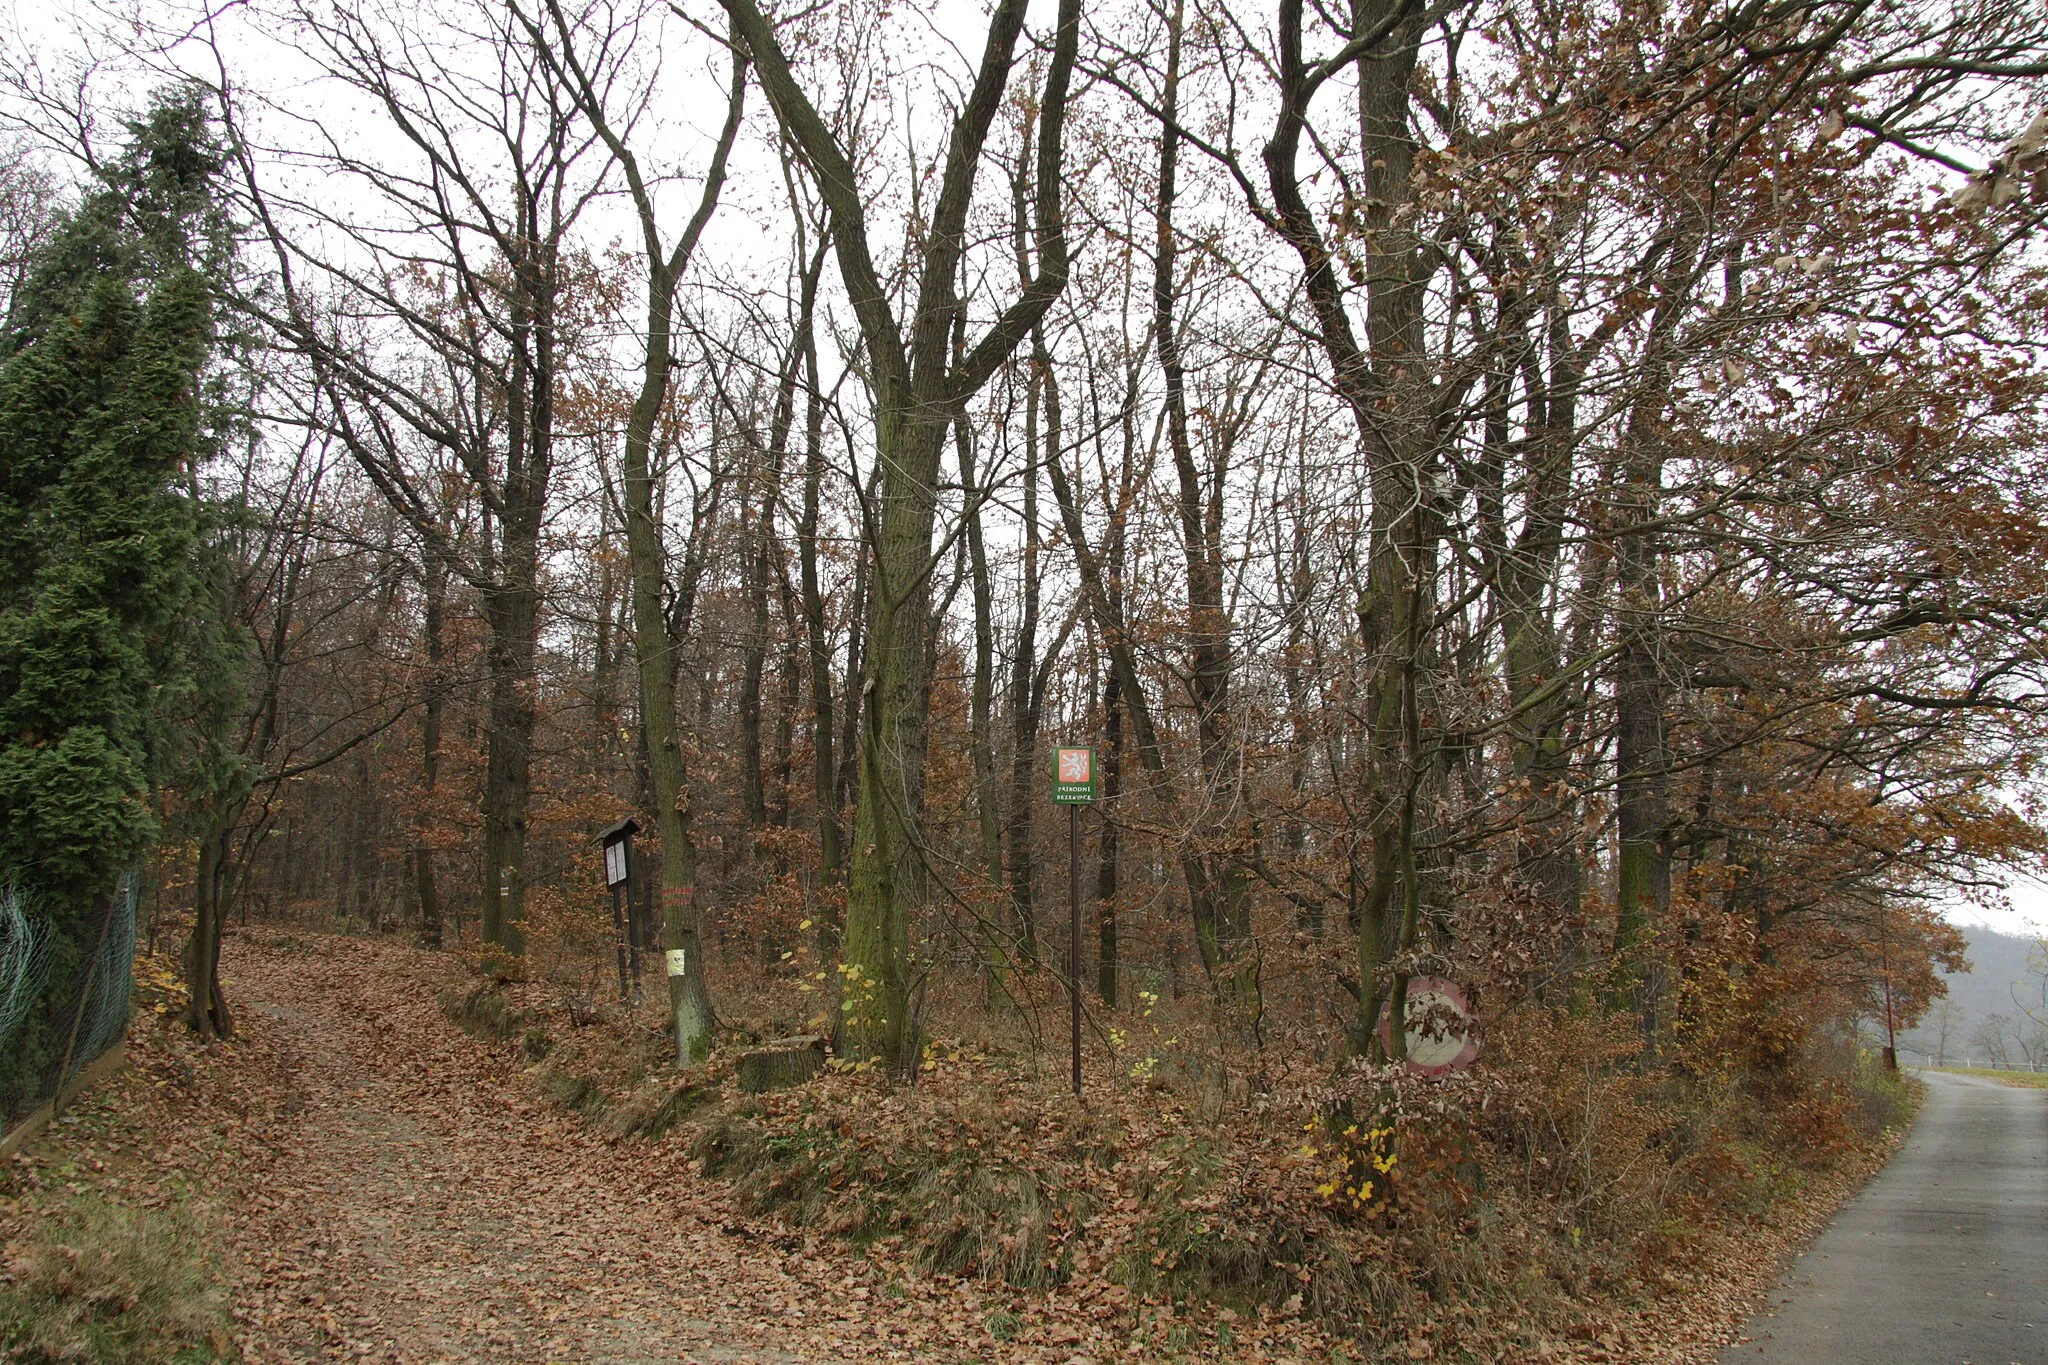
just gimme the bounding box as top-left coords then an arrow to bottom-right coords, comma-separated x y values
736,1035 -> 829,1093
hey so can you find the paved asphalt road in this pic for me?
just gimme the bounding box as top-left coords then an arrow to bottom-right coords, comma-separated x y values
1719,1069 -> 2045,1364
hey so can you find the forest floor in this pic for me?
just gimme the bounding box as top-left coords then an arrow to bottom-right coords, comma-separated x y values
1,932 -> 1913,1363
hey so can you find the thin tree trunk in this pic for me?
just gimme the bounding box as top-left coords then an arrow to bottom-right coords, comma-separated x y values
741,360 -> 796,844
1005,349 -> 1048,963
727,0 -> 1081,1067
1096,665 -> 1122,1003
795,241 -> 841,914
414,540 -> 446,948
1153,0 -> 1253,1001
187,829 -> 234,1039
960,408 -> 1003,886
836,455 -> 881,822
772,575 -> 799,835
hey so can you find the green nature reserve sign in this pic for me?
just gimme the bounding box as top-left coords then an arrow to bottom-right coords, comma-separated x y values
1052,746 -> 1096,804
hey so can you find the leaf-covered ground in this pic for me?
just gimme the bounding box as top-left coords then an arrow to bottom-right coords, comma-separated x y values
2,932 -> 1911,1362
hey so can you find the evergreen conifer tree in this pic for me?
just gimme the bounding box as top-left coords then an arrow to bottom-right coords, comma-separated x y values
0,89 -> 230,1113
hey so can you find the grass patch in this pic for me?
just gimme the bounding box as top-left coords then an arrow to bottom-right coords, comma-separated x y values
603,1077 -> 716,1139
538,1066 -> 611,1120
435,981 -> 536,1043
691,1092 -> 1097,1287
1114,1135 -> 1296,1311
0,1192 -> 234,1363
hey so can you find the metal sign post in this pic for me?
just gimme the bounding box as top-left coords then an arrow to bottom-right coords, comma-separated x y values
1879,906 -> 1897,1071
1052,747 -> 1096,1096
598,817 -> 640,1003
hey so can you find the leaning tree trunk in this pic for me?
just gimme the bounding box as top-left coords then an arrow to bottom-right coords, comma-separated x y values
187,822 -> 235,1039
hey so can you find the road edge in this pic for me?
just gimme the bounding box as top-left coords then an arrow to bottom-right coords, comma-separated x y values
1680,1073 -> 1923,1363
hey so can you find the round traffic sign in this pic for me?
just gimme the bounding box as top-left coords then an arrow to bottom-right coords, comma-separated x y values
1375,976 -> 1479,1076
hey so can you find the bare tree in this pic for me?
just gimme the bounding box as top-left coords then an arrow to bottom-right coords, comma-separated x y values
226,0 -> 614,957
722,0 -> 1083,1066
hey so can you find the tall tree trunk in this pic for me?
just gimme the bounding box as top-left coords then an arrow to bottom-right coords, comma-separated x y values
1612,336 -> 1689,1014
840,415 -> 947,1061
727,0 -> 1081,1068
773,575 -> 799,835
480,572 -> 539,958
960,409 -> 1003,886
1609,228 -> 1700,1028
594,482 -> 619,764
632,692 -> 658,951
1048,432 -> 1222,1010
1153,0 -> 1253,1002
741,349 -> 798,845
1257,0 -> 1437,1055
1005,346 -> 1051,963
478,203 -> 556,961
1493,300 -> 1586,928
351,751 -> 377,931
960,390 -> 1012,997
836,456 -> 881,822
1278,467 -> 1319,931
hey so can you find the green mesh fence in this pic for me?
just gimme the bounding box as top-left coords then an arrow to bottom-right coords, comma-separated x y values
0,884 -> 53,1061
1,868 -> 139,1130
69,870 -> 140,1076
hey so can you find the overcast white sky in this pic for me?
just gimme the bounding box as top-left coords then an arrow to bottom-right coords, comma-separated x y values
1951,874 -> 2048,939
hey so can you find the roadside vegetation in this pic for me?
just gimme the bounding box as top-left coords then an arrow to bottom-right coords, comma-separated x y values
440,941 -> 1922,1357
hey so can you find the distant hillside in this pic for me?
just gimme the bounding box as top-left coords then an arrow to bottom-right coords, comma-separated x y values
1896,925 -> 2047,1067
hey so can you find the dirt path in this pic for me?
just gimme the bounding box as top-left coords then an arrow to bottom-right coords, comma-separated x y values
212,934 -> 1047,1364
